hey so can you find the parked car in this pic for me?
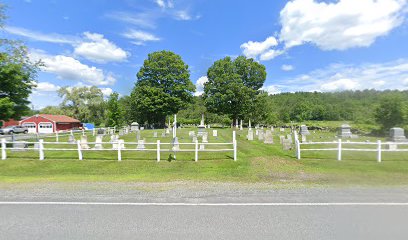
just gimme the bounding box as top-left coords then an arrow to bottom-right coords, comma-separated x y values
0,125 -> 29,135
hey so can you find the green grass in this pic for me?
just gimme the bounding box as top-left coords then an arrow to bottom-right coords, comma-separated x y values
1,126 -> 408,186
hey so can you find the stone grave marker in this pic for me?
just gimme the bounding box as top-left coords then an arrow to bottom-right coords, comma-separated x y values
172,137 -> 180,151
280,128 -> 285,132
189,131 -> 195,137
136,130 -> 141,141
213,130 -> 218,137
255,129 -> 259,136
80,135 -> 90,149
264,130 -> 274,144
258,130 -> 264,141
94,135 -> 103,150
153,132 -> 158,138
192,136 -> 198,143
136,140 -> 145,150
286,134 -> 293,144
202,133 -> 208,143
68,134 -> 75,144
282,139 -> 292,150
339,124 -> 353,138
247,129 -> 254,141
12,141 -> 27,152
161,132 -> 166,137
299,125 -> 310,135
389,127 -> 407,142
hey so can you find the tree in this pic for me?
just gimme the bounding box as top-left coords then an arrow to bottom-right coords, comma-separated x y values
106,92 -> 123,127
0,4 -> 39,121
130,50 -> 195,126
203,56 -> 266,124
58,86 -> 106,125
375,96 -> 407,132
40,105 -> 65,115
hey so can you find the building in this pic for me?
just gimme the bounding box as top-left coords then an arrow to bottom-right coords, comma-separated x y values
19,114 -> 81,133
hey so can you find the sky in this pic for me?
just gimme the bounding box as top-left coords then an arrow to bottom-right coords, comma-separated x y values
1,0 -> 408,109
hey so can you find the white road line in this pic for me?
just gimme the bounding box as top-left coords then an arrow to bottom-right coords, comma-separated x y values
0,202 -> 408,206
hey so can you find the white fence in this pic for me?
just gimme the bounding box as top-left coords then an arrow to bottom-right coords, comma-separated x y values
295,139 -> 408,162
1,132 -> 237,162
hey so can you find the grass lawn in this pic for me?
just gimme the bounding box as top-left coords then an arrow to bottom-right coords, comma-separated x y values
1,126 -> 408,186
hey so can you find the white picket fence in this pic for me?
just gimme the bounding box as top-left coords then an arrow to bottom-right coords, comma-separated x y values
295,139 -> 408,162
0,132 -> 237,162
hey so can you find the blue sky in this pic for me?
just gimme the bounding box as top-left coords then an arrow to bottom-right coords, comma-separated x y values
1,0 -> 408,109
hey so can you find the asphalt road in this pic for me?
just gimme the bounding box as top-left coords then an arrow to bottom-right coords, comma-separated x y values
1,183 -> 408,239
1,203 -> 408,239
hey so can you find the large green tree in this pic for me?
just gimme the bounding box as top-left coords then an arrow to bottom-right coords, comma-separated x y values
203,56 -> 266,124
0,4 -> 39,120
58,86 -> 106,125
375,95 -> 408,132
130,50 -> 195,126
106,92 -> 124,128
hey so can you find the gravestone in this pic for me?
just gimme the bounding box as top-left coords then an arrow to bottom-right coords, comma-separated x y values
153,132 -> 158,138
131,122 -> 139,131
389,127 -> 407,142
282,139 -> 292,150
280,128 -> 285,132
161,132 -> 166,137
136,130 -> 141,141
271,126 -> 274,132
339,124 -> 353,138
189,131 -> 195,137
119,129 -> 124,136
200,142 -> 205,150
165,128 -> 170,135
12,141 -> 27,151
140,127 -> 145,130
286,134 -> 293,144
279,135 -> 285,144
301,135 -> 307,143
240,120 -> 243,131
255,129 -> 259,136
247,129 -> 254,141
68,134 -> 75,144
172,137 -> 180,151
97,128 -> 105,135
197,114 -> 206,136
299,125 -> 310,135
136,140 -> 145,150
192,136 -> 198,143
202,133 -> 208,143
264,130 -> 274,144
80,135 -> 90,149
213,130 -> 218,137
94,135 -> 103,150
258,130 -> 264,141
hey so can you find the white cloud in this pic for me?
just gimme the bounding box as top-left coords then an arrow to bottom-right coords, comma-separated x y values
107,11 -> 157,29
194,76 -> 208,96
261,85 -> 281,95
155,0 -> 174,9
240,36 -> 279,60
123,29 -> 161,45
30,50 -> 116,86
100,88 -> 114,97
35,82 -> 60,92
74,32 -> 129,63
280,0 -> 407,50
4,26 -> 78,44
271,59 -> 408,92
281,64 -> 294,71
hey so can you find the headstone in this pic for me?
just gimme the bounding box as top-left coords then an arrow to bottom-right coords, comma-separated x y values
299,125 -> 310,135
131,122 -> 139,131
388,143 -> 398,150
119,129 -> 124,136
68,134 -> 75,144
280,128 -> 285,132
286,134 -> 293,144
389,127 -> 407,142
264,130 -> 274,144
301,135 -> 307,143
189,131 -> 195,137
282,139 -> 292,150
136,130 -> 141,141
94,135 -> 103,149
161,132 -> 166,137
12,141 -> 27,151
165,128 -> 170,135
339,124 -> 353,138
172,137 -> 180,151
247,129 -> 254,141
153,132 -> 158,138
258,130 -> 264,141
136,140 -> 145,150
140,127 -> 145,130
279,135 -> 285,144
97,128 -> 105,135
200,143 -> 205,150
255,129 -> 259,136
202,133 -> 208,143
271,126 -> 274,132
212,130 -> 218,137
192,136 -> 198,143
240,120 -> 243,131
80,135 -> 90,149
198,114 -> 206,136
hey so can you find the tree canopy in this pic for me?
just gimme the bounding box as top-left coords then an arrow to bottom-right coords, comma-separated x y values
0,4 -> 39,121
203,56 -> 266,122
130,50 -> 195,126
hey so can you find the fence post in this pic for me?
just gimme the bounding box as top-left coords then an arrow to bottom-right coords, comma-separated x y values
195,140 -> 198,162
118,140 -> 122,162
1,138 -> 6,160
70,130 -> 73,136
377,140 -> 382,163
296,139 -> 301,160
77,140 -> 82,160
93,128 -> 96,136
233,131 -> 237,161
39,139 -> 44,160
56,131 -> 59,142
337,139 -> 342,161
82,128 -> 85,136
157,140 -> 160,162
